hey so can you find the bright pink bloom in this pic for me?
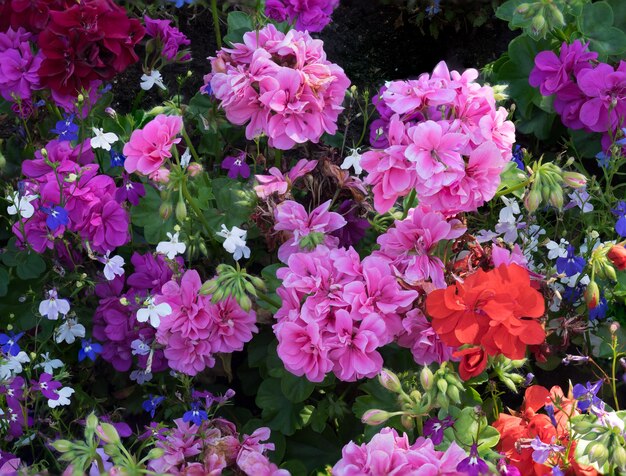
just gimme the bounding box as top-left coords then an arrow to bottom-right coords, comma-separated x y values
274,199 -> 346,262
207,296 -> 258,354
123,114 -> 183,176
276,318 -> 332,382
162,331 -> 215,376
375,206 -> 466,288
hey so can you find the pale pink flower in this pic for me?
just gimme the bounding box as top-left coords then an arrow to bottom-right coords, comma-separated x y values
254,159 -> 317,199
123,114 -> 183,176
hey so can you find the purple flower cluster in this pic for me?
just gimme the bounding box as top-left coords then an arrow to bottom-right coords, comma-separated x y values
13,139 -> 132,254
0,28 -> 42,116
144,16 -> 191,62
93,252 -> 178,373
530,40 -> 626,152
265,0 -> 339,32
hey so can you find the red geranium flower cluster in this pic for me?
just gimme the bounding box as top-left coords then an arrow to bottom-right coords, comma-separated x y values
0,0 -> 68,34
494,385 -> 598,476
37,0 -> 144,96
426,263 -> 546,379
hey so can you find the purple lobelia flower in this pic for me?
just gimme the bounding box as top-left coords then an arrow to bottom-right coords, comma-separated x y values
423,415 -> 454,445
456,444 -> 490,476
221,151 -> 250,179
572,380 -> 603,412
555,245 -> 585,277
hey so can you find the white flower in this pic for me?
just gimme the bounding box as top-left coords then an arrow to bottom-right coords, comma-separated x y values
499,196 -> 520,223
6,192 -> 37,219
100,252 -> 125,281
217,224 -> 250,261
180,148 -> 191,168
34,352 -> 64,374
55,318 -> 86,344
48,386 -> 74,408
90,127 -> 118,151
0,351 -> 30,380
130,369 -> 152,384
130,339 -> 150,356
136,297 -> 171,328
545,239 -> 569,260
474,229 -> 499,243
156,231 -> 186,259
39,289 -> 70,320
140,70 -> 166,91
495,215 -> 524,243
340,148 -> 363,175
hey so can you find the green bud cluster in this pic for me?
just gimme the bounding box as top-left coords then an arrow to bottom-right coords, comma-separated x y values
200,264 -> 266,311
491,355 -> 526,392
512,1 -> 566,38
572,411 -> 626,472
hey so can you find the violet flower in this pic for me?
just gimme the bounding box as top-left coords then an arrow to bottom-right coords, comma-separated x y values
221,151 -> 250,179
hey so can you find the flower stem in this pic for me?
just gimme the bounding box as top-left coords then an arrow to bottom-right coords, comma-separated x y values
401,189 -> 417,219
211,0 -> 222,49
181,127 -> 201,163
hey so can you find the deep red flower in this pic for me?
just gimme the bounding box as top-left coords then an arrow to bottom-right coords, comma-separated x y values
37,0 -> 144,96
3,0 -> 68,34
608,245 -> 626,271
453,346 -> 487,380
426,263 -> 546,360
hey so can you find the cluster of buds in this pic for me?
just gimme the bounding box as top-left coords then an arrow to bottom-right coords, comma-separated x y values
52,413 -> 163,475
513,1 -> 566,38
490,355 -> 527,392
571,412 -> 626,472
524,158 -> 586,212
200,263 -> 266,311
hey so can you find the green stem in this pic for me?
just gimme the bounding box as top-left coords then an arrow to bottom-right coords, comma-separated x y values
181,127 -> 201,163
257,292 -> 281,309
612,336 -> 620,410
401,189 -> 417,219
495,178 -> 531,198
274,148 -> 283,169
181,179 -> 216,243
211,0 -> 222,49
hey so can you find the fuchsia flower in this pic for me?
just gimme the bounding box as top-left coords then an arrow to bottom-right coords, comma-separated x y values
144,16 -> 191,62
397,309 -> 456,365
577,61 -> 626,133
0,28 -> 42,103
265,0 -> 339,32
123,114 -> 183,176
274,199 -> 346,262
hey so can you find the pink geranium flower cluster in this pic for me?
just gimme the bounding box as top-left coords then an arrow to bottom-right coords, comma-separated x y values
149,419 -> 287,476
206,24 -> 350,150
265,0 -> 339,32
530,40 -> 626,150
362,61 -> 515,214
154,270 -> 258,376
274,245 -> 418,382
93,252 -> 176,373
0,28 -> 42,111
123,114 -> 183,179
332,427 -> 467,475
14,139 -> 131,254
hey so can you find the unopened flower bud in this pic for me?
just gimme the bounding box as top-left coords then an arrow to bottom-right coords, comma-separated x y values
152,168 -> 170,184
95,423 -> 120,445
524,189 -> 541,212
159,202 -> 173,220
549,188 -> 564,209
401,415 -> 413,430
379,369 -> 402,393
361,409 -> 391,425
104,107 -> 117,118
610,322 -> 620,334
614,445 -> 626,470
515,3 -> 530,14
51,439 -> 73,453
562,171 -> 587,189
531,14 -> 546,36
187,163 -> 203,177
585,281 -> 600,309
588,443 -> 608,464
436,378 -> 448,395
420,367 -> 434,390
175,200 -> 187,222
547,4 -> 565,26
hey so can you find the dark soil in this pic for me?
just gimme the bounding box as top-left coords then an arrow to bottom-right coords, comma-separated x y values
319,0 -> 517,89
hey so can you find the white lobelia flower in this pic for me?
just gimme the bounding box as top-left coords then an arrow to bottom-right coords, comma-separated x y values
48,386 -> 74,408
90,127 -> 119,151
499,196 -> 521,223
180,148 -> 191,168
0,351 -> 30,380
6,192 -> 37,219
156,232 -> 186,259
55,318 -> 86,344
545,239 -> 569,260
136,296 -> 171,328
340,148 -> 363,175
34,352 -> 64,374
39,289 -> 70,320
140,70 -> 167,91
216,224 -> 250,261
100,251 -> 125,281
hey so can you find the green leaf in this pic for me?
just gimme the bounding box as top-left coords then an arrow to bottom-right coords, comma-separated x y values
131,186 -> 174,244
495,0 -> 527,23
282,427 -> 343,473
16,252 -> 46,280
579,1 -> 626,58
224,11 -> 254,46
210,178 -> 256,226
280,372 -> 315,403
255,378 -> 307,435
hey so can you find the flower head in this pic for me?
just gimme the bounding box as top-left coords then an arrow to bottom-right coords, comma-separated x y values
221,151 -> 250,179
182,402 -> 208,426
90,128 -> 119,151
156,231 -> 186,260
39,289 -> 70,320
217,224 -> 250,261
78,339 -> 102,362
456,444 -> 489,476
